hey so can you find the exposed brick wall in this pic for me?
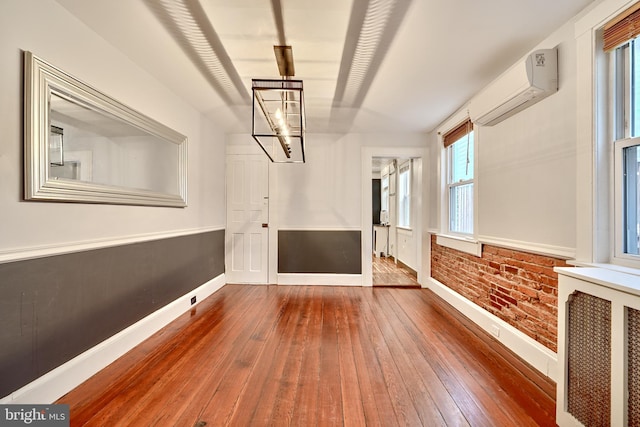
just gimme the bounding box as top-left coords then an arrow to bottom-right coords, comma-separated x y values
430,235 -> 568,352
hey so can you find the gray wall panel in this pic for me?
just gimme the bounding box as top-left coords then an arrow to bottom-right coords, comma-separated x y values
0,230 -> 224,398
278,230 -> 361,274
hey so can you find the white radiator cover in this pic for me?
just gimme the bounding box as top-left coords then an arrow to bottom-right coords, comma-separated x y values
556,267 -> 640,426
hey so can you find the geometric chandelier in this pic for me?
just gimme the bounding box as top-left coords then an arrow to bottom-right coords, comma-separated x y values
251,47 -> 306,163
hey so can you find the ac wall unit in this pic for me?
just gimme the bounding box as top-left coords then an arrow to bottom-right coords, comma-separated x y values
469,48 -> 558,126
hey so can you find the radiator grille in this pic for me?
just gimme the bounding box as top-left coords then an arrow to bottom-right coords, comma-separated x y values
567,291 -> 611,426
630,307 -> 640,426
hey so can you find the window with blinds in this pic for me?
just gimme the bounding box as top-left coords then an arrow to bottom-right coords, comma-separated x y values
606,2 -> 640,265
604,2 -> 640,52
444,120 -> 474,235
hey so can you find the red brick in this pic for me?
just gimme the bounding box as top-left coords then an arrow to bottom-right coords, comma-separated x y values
488,261 -> 501,272
504,265 -> 519,275
483,246 -> 499,255
431,239 -> 562,351
540,284 -> 557,294
511,289 -> 530,302
519,269 -> 541,282
495,288 -> 517,306
516,276 -> 542,291
538,275 -> 558,287
516,284 -> 538,299
510,305 -> 528,318
539,292 -> 557,306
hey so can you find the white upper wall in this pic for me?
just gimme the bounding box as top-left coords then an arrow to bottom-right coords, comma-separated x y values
276,134 -> 363,229
475,19 -> 578,257
280,133 -> 426,229
427,13 -> 581,258
0,0 -> 226,255
228,132 -> 426,230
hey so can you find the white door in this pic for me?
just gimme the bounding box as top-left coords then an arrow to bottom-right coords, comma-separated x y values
225,154 -> 269,284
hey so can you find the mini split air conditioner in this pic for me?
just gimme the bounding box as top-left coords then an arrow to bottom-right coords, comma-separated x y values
469,48 -> 558,126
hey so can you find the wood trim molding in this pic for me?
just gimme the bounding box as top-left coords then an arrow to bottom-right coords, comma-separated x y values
0,226 -> 224,264
477,235 -> 576,259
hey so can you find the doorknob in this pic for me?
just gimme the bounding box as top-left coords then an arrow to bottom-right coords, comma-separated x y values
262,223 -> 268,228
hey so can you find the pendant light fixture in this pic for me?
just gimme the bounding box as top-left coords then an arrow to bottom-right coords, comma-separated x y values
252,46 -> 306,163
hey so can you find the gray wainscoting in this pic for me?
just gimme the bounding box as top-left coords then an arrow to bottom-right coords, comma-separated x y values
278,230 -> 362,274
0,230 -> 224,398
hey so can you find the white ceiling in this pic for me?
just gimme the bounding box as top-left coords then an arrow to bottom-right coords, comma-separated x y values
55,0 -> 596,135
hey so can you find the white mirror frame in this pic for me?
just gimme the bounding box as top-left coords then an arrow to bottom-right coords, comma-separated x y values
24,51 -> 188,207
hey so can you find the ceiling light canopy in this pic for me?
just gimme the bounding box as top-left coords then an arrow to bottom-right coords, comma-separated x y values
252,46 -> 306,163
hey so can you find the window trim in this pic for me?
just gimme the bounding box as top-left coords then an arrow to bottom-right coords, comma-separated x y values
614,137 -> 640,265
398,160 -> 411,229
437,111 -> 481,256
573,0 -> 640,274
610,31 -> 640,269
381,172 -> 389,220
446,127 -> 474,237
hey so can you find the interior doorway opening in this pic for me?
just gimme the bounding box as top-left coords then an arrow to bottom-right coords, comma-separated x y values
370,156 -> 421,287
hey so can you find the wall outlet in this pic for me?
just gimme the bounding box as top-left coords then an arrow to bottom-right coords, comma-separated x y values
190,296 -> 197,305
490,324 -> 500,338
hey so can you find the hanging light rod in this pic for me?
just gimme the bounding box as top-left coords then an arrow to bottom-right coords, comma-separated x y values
274,45 -> 295,77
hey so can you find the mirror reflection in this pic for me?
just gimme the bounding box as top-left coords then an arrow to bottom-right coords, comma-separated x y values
49,93 -> 180,195
24,51 -> 187,207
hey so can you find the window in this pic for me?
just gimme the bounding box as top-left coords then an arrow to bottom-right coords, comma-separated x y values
381,173 -> 389,223
444,120 -> 474,235
608,16 -> 640,262
617,141 -> 640,256
398,161 -> 411,228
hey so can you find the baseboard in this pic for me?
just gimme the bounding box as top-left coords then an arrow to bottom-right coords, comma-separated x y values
396,259 -> 418,278
1,274 -> 226,404
277,273 -> 362,286
426,277 -> 558,381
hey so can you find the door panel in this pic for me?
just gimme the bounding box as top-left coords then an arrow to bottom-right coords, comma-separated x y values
249,233 -> 263,271
231,233 -> 244,271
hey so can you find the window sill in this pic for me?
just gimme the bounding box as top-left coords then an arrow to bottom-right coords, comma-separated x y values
436,234 -> 482,257
567,261 -> 640,278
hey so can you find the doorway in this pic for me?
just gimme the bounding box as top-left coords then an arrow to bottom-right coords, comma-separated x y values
361,147 -> 425,287
372,256 -> 420,286
371,157 -> 421,287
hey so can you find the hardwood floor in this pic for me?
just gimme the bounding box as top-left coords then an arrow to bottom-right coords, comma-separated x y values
372,256 -> 420,287
57,285 -> 556,426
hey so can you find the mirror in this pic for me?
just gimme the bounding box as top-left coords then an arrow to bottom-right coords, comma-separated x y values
24,51 -> 187,207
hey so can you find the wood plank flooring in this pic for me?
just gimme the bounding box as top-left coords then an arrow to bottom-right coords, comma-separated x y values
57,285 -> 556,426
372,256 -> 420,287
